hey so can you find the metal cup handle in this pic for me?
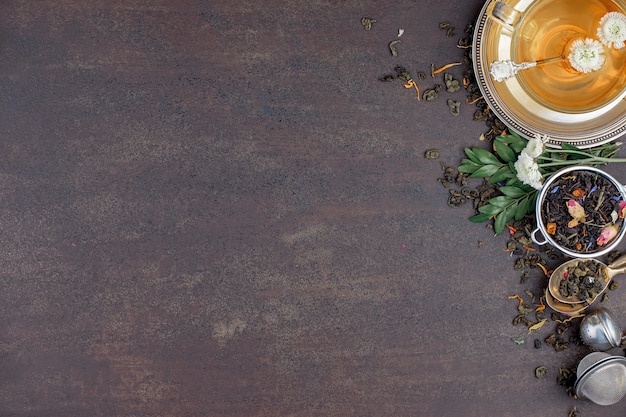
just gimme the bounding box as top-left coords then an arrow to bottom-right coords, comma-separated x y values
489,1 -> 521,31
531,227 -> 548,245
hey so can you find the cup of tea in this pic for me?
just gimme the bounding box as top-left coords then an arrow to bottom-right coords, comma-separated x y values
488,1 -> 521,31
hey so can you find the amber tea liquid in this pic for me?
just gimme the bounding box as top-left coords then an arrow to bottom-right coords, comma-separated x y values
512,0 -> 626,112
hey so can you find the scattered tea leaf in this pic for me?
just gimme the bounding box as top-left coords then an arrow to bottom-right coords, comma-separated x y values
389,40 -> 401,56
511,337 -> 525,345
447,99 -> 461,116
535,365 -> 548,379
361,17 -> 376,31
527,319 -> 547,334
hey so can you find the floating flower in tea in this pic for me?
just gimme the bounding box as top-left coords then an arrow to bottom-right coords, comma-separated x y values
568,38 -> 606,73
597,11 -> 626,49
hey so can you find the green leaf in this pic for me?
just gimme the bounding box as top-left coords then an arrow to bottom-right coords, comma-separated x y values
469,213 -> 491,223
499,185 -> 526,198
494,140 -> 517,163
472,147 -> 501,165
510,141 -> 526,154
488,195 -> 513,208
471,164 -> 500,178
464,148 -> 482,164
514,195 -> 530,221
494,210 -> 507,235
488,166 -> 515,184
494,204 -> 518,235
458,159 -> 481,174
495,131 -> 524,144
478,203 -> 504,216
528,191 -> 538,213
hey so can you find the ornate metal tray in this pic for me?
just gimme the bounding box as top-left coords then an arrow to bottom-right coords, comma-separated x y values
473,0 -> 626,148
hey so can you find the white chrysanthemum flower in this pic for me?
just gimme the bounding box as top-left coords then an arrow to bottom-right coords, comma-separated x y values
568,38 -> 606,73
523,135 -> 546,159
597,11 -> 626,49
514,152 -> 543,190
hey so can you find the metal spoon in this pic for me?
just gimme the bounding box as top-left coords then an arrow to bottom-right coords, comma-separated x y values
548,253 -> 626,304
544,288 -> 587,316
580,308 -> 626,351
489,55 -> 563,82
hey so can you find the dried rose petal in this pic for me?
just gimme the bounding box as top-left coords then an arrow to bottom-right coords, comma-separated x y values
619,200 -> 626,218
597,224 -> 619,246
566,199 -> 585,227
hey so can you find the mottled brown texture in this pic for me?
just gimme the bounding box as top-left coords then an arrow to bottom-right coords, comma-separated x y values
1,1 -> 626,416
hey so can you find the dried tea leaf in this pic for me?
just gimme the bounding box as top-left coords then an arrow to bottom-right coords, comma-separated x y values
423,88 -> 439,101
518,304 -> 534,316
527,318 -> 547,334
389,40 -> 401,56
447,99 -> 461,116
535,365 -> 548,379
361,17 -> 376,31
424,149 -> 439,159
511,337 -> 525,345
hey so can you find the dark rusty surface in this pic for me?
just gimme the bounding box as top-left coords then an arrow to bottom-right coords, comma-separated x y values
2,1 -> 626,416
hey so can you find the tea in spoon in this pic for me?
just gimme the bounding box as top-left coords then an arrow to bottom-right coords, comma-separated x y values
548,254 -> 626,305
544,288 -> 587,316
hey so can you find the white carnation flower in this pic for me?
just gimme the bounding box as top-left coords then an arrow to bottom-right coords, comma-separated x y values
523,135 -> 546,159
514,152 -> 543,190
568,38 -> 606,73
597,11 -> 626,49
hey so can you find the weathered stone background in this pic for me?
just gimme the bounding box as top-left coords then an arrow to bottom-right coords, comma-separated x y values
1,1 -> 626,416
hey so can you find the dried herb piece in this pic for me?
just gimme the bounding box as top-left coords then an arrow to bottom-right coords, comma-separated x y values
438,21 -> 456,37
424,149 -> 439,159
609,280 -> 619,290
534,339 -> 542,349
511,337 -> 525,345
361,17 -> 376,31
568,406 -> 579,417
432,62 -> 463,77
444,73 -> 461,93
389,40 -> 401,56
528,319 -> 547,334
423,88 -> 439,101
557,367 -> 577,397
447,99 -> 461,116
394,66 -> 411,81
378,74 -> 395,82
535,365 -> 548,379
545,333 -> 569,351
403,79 -> 421,100
448,189 -> 466,207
